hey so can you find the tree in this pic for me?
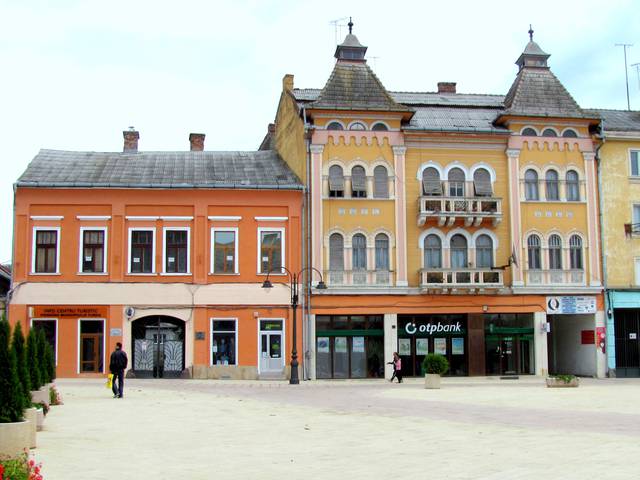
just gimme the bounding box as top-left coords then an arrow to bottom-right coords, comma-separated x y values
36,329 -> 48,386
26,327 -> 41,391
0,319 -> 24,423
46,342 -> 56,382
11,321 -> 31,410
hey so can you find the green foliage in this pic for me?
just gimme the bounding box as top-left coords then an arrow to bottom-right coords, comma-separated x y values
0,451 -> 43,480
422,353 -> 449,375
11,322 -> 32,410
36,329 -> 48,386
0,319 -> 24,423
26,328 -> 41,391
553,374 -> 577,383
46,341 -> 56,381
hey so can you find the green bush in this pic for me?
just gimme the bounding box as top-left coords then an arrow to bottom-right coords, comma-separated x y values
10,322 -> 31,410
553,374 -> 577,384
0,319 -> 24,423
422,353 -> 449,375
46,341 -> 56,382
26,328 -> 41,391
36,329 -> 48,386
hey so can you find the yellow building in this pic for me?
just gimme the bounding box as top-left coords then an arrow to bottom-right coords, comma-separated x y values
270,22 -> 606,378
593,109 -> 640,377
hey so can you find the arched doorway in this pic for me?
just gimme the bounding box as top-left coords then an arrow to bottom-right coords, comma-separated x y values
131,316 -> 185,378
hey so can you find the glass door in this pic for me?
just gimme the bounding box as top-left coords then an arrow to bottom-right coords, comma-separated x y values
260,332 -> 283,372
79,320 -> 104,373
500,337 -> 516,375
332,337 -> 348,378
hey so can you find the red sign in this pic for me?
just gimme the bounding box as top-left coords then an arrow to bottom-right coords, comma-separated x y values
581,330 -> 595,345
32,306 -> 108,318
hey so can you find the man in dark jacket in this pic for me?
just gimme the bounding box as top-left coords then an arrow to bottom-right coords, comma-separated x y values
109,342 -> 128,398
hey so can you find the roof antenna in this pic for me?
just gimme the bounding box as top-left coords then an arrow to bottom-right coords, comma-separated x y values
528,24 -> 534,42
348,17 -> 353,34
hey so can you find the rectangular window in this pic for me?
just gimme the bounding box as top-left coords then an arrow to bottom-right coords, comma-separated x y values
635,258 -> 640,286
129,229 -> 155,273
80,229 -> 106,273
631,150 -> 640,176
259,229 -> 284,274
212,228 -> 238,274
33,228 -> 59,273
211,319 -> 237,366
164,228 -> 189,274
633,204 -> 640,225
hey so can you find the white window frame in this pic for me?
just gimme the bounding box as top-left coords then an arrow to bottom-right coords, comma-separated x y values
635,257 -> 640,286
210,318 -> 238,366
127,227 -> 156,275
31,226 -> 61,274
629,149 -> 640,177
257,227 -> 286,275
210,227 -> 239,274
76,318 -> 106,374
30,318 -> 58,365
162,226 -> 191,275
633,204 -> 640,225
78,226 -> 108,275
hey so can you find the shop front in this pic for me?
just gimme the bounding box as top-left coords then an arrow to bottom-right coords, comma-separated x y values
607,291 -> 640,378
483,314 -> 534,376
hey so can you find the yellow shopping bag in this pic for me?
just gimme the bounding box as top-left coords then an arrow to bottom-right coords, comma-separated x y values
106,373 -> 113,389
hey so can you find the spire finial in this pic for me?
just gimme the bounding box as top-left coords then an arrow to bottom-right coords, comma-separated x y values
348,17 -> 353,34
528,24 -> 534,41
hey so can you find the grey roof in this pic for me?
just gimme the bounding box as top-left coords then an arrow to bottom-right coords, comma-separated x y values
405,107 -> 508,133
16,149 -> 303,190
585,108 -> 640,132
309,62 -> 412,113
0,264 -> 10,282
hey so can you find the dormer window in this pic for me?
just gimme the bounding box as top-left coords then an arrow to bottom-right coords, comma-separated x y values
349,122 -> 366,131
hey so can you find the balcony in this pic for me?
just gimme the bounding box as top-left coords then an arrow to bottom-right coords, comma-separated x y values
325,269 -> 393,287
417,196 -> 502,227
525,269 -> 585,286
624,223 -> 640,237
419,268 -> 503,291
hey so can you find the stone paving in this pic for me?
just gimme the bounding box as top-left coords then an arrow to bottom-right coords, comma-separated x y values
33,377 -> 640,479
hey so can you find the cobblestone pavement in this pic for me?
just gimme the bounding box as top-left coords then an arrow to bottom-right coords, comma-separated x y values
34,377 -> 640,479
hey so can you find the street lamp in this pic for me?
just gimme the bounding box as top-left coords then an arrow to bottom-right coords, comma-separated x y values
261,267 -> 327,384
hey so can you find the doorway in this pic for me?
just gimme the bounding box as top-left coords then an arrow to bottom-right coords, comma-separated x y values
79,319 -> 104,373
132,316 -> 185,378
485,335 -> 533,375
614,309 -> 640,377
259,319 -> 284,373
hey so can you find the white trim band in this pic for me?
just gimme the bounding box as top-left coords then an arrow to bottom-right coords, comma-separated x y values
208,216 -> 242,221
254,216 -> 288,222
76,216 -> 112,221
30,215 -> 63,221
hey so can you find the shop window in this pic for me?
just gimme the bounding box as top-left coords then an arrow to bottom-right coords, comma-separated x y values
212,229 -> 237,274
352,234 -> 367,271
542,128 -> 557,137
211,319 -> 236,366
527,235 -> 542,269
473,168 -> 492,197
569,235 -> 583,270
371,122 -> 388,131
164,228 -> 189,274
566,170 -> 580,201
80,228 -> 106,273
259,229 -> 283,274
129,229 -> 154,273
524,169 -> 539,200
373,165 -> 389,198
351,166 -> 367,198
548,234 -> 563,270
423,234 -> 442,269
328,165 -> 345,197
562,129 -> 578,138
545,169 -> 559,201
33,228 -> 59,273
521,127 -> 537,136
475,234 -> 493,268
422,167 -> 442,196
448,168 -> 465,197
450,234 -> 468,269
79,319 -> 104,373
630,150 -> 640,177
326,121 -> 344,131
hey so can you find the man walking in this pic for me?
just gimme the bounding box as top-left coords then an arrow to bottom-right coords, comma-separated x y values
109,342 -> 128,398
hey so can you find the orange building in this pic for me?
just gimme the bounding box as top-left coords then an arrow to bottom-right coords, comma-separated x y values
9,132 -> 304,379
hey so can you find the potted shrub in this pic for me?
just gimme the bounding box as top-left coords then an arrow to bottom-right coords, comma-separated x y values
546,374 -> 580,388
11,322 -> 36,449
422,353 -> 449,389
0,319 -> 31,456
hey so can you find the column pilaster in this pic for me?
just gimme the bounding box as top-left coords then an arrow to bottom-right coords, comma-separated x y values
507,148 -> 524,286
392,146 -> 408,287
310,144 -> 325,274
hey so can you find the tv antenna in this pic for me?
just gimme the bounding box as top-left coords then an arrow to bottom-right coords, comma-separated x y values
615,43 -> 633,110
329,17 -> 349,45
632,62 -> 640,91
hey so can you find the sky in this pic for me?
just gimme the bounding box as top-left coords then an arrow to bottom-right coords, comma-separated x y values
0,0 -> 639,264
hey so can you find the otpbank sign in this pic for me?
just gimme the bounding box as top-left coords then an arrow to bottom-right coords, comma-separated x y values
404,321 -> 463,335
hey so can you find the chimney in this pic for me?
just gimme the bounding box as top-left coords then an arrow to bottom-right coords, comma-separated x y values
282,74 -> 294,92
189,133 -> 205,151
268,123 -> 276,135
437,82 -> 457,94
123,127 -> 139,153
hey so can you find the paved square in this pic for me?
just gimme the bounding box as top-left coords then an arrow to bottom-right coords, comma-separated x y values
35,377 -> 640,479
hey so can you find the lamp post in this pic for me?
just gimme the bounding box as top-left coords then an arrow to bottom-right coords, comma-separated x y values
262,267 -> 327,384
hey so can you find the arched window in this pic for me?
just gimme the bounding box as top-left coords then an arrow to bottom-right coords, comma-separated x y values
329,233 -> 344,271
450,234 -> 468,269
351,166 -> 367,198
522,127 -> 538,136
373,165 -> 389,198
473,168 -> 492,196
569,235 -> 583,270
545,169 -> 559,201
327,121 -> 343,131
527,235 -> 541,270
548,234 -> 562,270
423,235 -> 442,269
375,234 -> 389,271
349,122 -> 366,131
352,234 -> 367,271
566,170 -> 580,201
475,234 -> 493,268
328,165 -> 344,198
542,128 -> 558,137
448,168 -> 465,197
524,169 -> 539,200
371,123 -> 388,131
422,167 -> 442,196
562,129 -> 578,138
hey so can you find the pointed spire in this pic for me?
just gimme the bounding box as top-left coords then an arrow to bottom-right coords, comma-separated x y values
515,26 -> 550,70
334,17 -> 367,61
528,24 -> 534,41
348,17 -> 353,34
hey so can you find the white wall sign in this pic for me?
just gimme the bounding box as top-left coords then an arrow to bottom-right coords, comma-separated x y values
546,296 -> 596,315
